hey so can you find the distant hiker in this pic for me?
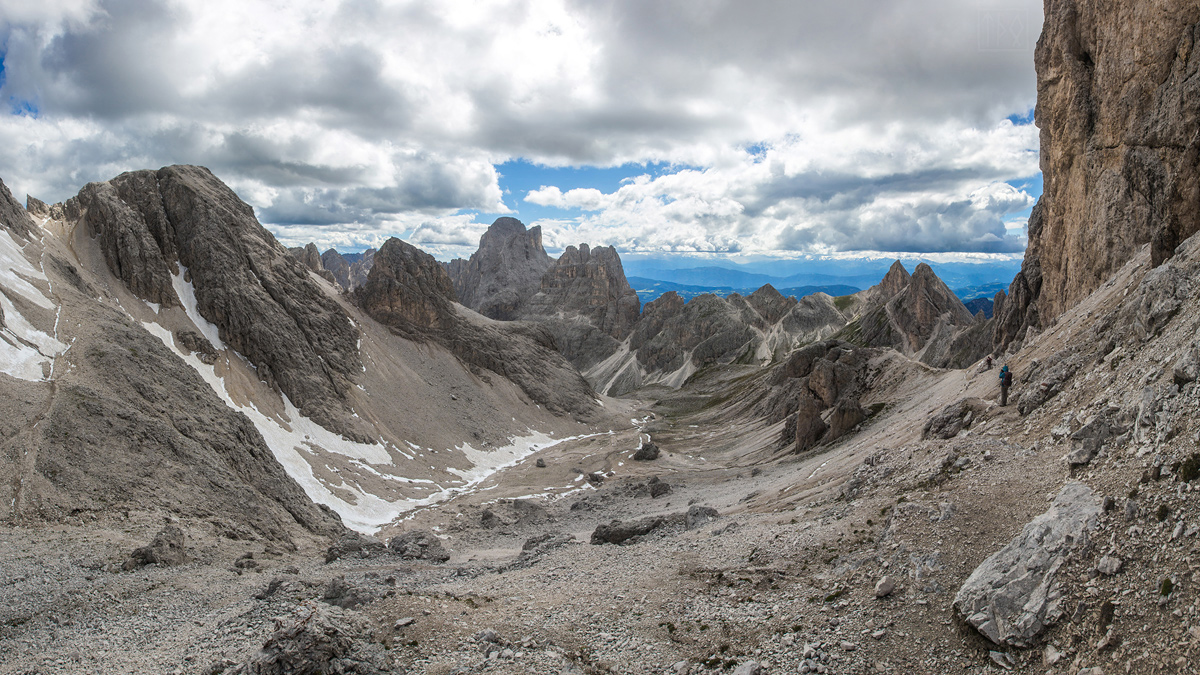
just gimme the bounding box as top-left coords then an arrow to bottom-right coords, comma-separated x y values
985,355 -> 993,370
999,365 -> 1013,406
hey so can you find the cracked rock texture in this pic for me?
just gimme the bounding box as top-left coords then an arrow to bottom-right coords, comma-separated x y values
953,482 -> 1102,647
357,237 -> 599,419
995,0 -> 1200,349
64,165 -> 365,440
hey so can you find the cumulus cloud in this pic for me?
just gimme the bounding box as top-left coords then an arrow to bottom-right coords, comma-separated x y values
0,0 -> 1043,254
529,120 -> 1038,254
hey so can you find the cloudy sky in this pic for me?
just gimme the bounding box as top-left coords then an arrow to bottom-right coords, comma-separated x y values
0,0 -> 1043,261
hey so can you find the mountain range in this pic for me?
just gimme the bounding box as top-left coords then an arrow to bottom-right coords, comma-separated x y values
2,1 -> 1199,672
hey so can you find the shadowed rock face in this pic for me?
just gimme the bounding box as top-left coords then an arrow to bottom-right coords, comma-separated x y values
997,1 -> 1200,349
355,237 -> 458,336
0,178 -> 37,239
322,249 -> 352,289
527,243 -> 641,340
358,237 -> 599,420
447,217 -> 553,320
64,165 -> 365,440
18,306 -> 346,543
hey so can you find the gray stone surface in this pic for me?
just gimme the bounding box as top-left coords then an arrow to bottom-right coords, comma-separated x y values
387,529 -> 450,562
217,601 -> 393,674
447,217 -> 553,321
65,165 -> 366,440
357,237 -> 600,419
953,482 -> 1102,646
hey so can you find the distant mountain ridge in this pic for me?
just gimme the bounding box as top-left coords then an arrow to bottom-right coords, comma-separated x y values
627,276 -> 860,304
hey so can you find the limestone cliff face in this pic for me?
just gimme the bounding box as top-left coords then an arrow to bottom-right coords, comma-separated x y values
447,217 -> 552,320
355,237 -> 458,336
64,165 -> 365,439
841,262 -> 978,366
0,178 -> 37,239
997,1 -> 1200,348
526,243 -> 641,340
322,248 -> 352,289
358,238 -> 599,419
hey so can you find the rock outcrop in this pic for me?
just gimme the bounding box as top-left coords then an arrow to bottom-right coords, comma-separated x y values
953,482 -> 1102,647
767,340 -> 875,453
64,165 -> 365,439
356,237 -> 599,418
446,217 -> 553,320
525,243 -> 641,340
289,243 -> 337,284
0,179 -> 37,239
216,601 -> 394,675
996,1 -> 1200,350
322,249 -> 352,289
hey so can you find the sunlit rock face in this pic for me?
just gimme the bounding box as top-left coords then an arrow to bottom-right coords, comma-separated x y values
996,1 -> 1200,349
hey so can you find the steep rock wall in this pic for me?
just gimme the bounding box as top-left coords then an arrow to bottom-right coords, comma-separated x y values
997,0 -> 1200,348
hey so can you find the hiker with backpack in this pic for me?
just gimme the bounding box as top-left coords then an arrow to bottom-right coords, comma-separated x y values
999,365 -> 1013,406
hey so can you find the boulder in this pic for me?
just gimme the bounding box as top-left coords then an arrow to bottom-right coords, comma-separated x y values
1065,408 -> 1127,466
214,601 -> 392,674
953,482 -> 1102,646
124,524 -> 188,569
685,505 -> 719,530
590,516 -> 672,545
633,440 -> 660,461
387,529 -> 450,563
324,532 -> 387,563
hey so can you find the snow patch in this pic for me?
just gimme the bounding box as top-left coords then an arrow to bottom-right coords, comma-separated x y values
139,316 -> 596,534
0,230 -> 65,381
171,266 -> 227,350
0,229 -> 54,310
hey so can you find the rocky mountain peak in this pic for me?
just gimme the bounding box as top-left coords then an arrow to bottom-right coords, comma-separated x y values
878,260 -> 912,298
355,237 -> 457,337
446,217 -> 552,320
322,248 -> 352,288
747,284 -> 793,324
528,243 -> 640,340
63,164 -> 365,439
0,179 -> 36,241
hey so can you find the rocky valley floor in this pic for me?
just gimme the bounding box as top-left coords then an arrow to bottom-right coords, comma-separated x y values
4,243 -> 1200,675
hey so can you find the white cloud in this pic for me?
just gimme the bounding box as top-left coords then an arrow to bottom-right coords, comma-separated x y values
0,0 -> 1043,255
527,120 -> 1038,254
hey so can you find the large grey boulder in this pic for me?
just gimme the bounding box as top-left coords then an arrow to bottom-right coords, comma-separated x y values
216,601 -> 393,674
953,482 -> 1102,647
387,529 -> 450,562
